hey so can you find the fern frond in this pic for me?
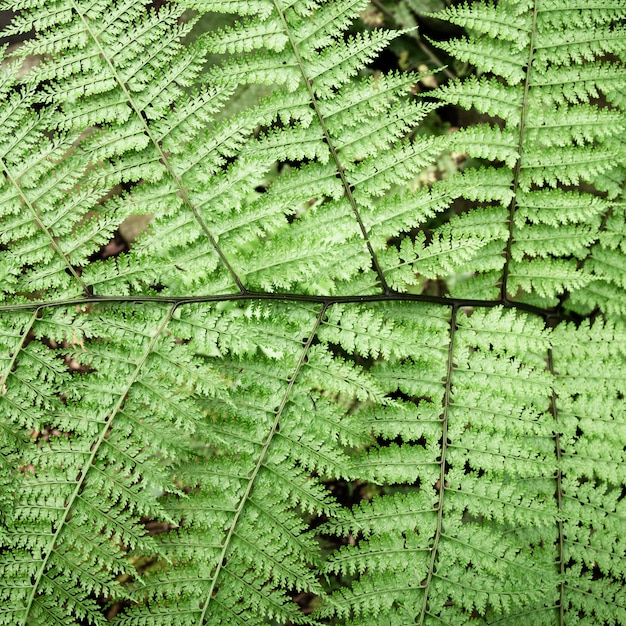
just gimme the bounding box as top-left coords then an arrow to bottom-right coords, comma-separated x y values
432,0 -> 626,309
110,301 -> 350,625
1,1 -> 625,625
1,303 -> 221,625
552,319 -> 626,624
323,305 -> 626,624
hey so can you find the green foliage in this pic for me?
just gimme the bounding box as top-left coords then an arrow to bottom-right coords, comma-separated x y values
0,1 -> 625,625
433,0 -> 626,311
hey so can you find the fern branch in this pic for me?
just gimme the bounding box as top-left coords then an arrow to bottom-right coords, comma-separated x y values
0,309 -> 39,395
0,154 -> 88,294
67,0 -> 245,293
0,290 -> 568,323
500,0 -> 538,303
20,304 -> 176,624
417,305 -> 455,625
196,303 -> 327,624
548,347 -> 566,626
271,0 -> 390,293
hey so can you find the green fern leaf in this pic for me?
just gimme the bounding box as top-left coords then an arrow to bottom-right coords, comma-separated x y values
1,1 -> 625,625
